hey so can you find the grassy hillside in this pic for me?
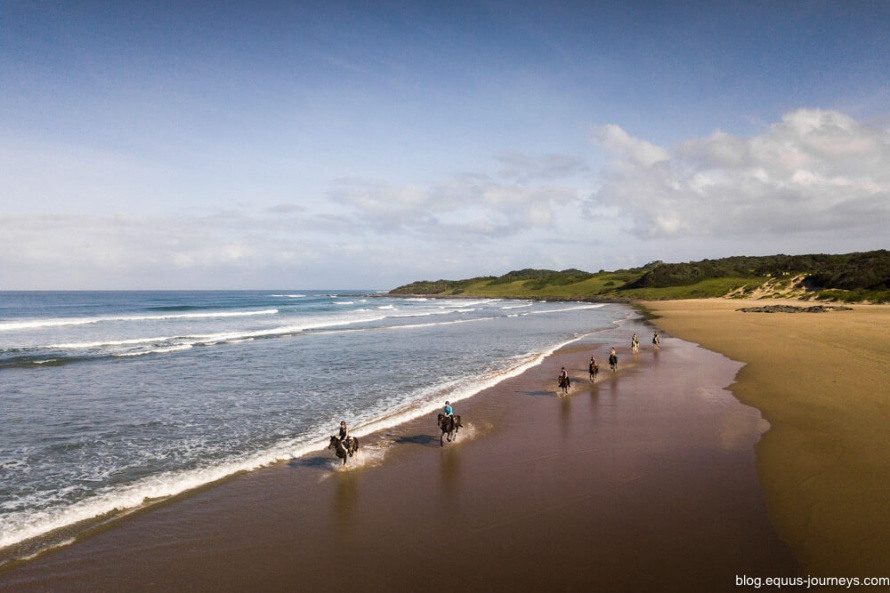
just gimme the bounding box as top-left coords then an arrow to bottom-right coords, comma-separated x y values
389,250 -> 890,303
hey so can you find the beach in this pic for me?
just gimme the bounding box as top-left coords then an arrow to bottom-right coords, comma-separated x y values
640,299 -> 890,577
0,313 -> 796,592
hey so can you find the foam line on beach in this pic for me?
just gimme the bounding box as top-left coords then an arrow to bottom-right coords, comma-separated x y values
529,303 -> 606,315
0,309 -> 280,332
344,331 -> 592,441
0,329 -> 594,555
0,432 -> 330,552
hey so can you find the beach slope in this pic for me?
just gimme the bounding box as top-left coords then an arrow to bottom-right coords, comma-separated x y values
642,299 -> 890,575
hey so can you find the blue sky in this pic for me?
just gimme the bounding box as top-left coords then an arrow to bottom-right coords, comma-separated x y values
2,1 -> 888,289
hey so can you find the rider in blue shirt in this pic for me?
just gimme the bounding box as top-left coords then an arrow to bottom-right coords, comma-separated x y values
444,401 -> 454,418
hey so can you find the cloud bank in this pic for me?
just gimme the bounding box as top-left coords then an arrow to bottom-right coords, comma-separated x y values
326,152 -> 588,240
2,110 -> 886,290
590,109 -> 890,240
0,151 -> 591,289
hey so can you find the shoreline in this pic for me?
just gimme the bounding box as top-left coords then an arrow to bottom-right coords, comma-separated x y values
642,298 -> 890,575
0,320 -> 603,566
0,312 -> 796,592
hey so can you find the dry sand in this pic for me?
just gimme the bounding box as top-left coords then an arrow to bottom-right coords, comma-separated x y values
0,314 -> 798,592
642,299 -> 890,576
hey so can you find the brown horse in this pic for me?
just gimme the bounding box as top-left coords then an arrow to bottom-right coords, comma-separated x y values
558,374 -> 570,395
328,435 -> 360,465
437,413 -> 462,446
588,361 -> 599,382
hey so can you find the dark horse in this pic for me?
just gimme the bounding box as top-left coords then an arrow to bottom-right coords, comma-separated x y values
558,374 -> 571,395
609,353 -> 618,372
588,361 -> 599,382
437,413 -> 462,446
328,435 -> 360,465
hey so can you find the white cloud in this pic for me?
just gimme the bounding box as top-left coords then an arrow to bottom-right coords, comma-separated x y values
495,152 -> 589,182
594,124 -> 670,168
327,153 -> 586,238
589,109 -> 890,241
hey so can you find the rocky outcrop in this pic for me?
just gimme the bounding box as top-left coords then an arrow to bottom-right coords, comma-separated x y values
737,305 -> 853,313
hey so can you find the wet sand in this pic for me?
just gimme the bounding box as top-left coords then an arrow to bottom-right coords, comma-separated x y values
0,316 -> 797,592
641,299 -> 890,576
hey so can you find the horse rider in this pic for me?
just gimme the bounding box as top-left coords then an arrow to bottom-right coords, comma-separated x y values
609,347 -> 618,371
337,420 -> 351,450
559,367 -> 569,385
652,332 -> 660,348
444,401 -> 454,419
589,356 -> 598,375
632,334 -> 639,352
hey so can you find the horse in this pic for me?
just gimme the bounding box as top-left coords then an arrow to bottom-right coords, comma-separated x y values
437,413 -> 462,446
588,362 -> 599,382
558,374 -> 570,395
609,353 -> 618,372
328,435 -> 360,465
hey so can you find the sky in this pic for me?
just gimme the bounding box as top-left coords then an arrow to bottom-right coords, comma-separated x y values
2,0 -> 889,290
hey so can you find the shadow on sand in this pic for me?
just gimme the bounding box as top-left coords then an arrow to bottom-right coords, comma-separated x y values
393,434 -> 438,447
515,390 -> 557,398
287,456 -> 336,471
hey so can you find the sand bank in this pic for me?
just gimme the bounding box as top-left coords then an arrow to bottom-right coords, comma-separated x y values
642,299 -> 890,576
0,315 -> 796,592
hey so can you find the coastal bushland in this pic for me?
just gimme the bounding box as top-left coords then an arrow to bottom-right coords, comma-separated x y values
389,250 -> 890,303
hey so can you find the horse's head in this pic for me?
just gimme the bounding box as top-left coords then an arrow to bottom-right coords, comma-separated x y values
437,413 -> 444,427
328,436 -> 339,450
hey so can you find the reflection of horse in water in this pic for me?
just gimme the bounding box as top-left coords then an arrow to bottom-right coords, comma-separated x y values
609,353 -> 618,372
558,374 -> 571,395
328,435 -> 360,465
588,361 -> 599,382
437,414 -> 462,446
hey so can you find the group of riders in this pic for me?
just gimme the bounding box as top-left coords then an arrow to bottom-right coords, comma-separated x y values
560,332 -> 661,394
334,332 -> 663,454
334,400 -> 458,454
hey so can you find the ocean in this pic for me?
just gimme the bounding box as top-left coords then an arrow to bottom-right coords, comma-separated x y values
0,290 -> 630,557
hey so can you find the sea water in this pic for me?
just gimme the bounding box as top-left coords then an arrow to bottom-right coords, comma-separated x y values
0,291 -> 629,554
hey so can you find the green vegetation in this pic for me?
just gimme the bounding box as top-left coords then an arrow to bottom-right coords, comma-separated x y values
389,250 -> 890,303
